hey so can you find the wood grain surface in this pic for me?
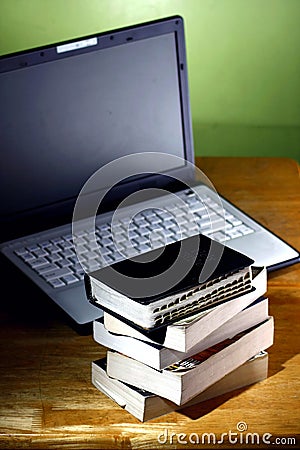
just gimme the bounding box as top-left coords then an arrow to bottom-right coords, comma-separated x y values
0,158 -> 299,449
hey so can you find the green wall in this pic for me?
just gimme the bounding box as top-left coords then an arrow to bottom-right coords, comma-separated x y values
1,0 -> 299,160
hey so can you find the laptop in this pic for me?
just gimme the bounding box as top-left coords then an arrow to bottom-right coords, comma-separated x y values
0,16 -> 299,324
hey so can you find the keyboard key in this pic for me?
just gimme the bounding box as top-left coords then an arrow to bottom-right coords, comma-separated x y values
45,244 -> 61,253
98,223 -> 111,231
168,207 -> 186,218
102,254 -> 116,265
63,234 -> 73,242
59,241 -> 73,250
60,248 -> 75,258
59,258 -> 73,267
28,257 -> 50,269
82,250 -> 100,261
99,237 -> 113,247
48,253 -> 63,263
109,225 -> 123,235
118,240 -> 132,253
157,211 -> 172,220
135,226 -> 150,236
164,236 -> 176,244
228,218 -> 243,227
150,224 -> 164,233
127,230 -> 139,240
141,209 -> 157,218
132,215 -> 148,225
74,271 -> 85,281
66,256 -> 78,265
33,248 -> 48,258
108,251 -> 123,262
72,230 -> 87,238
50,237 -> 65,244
209,219 -> 228,231
48,279 -> 66,288
224,211 -> 235,220
163,219 -> 176,229
208,231 -> 229,242
173,216 -> 188,226
145,216 -> 161,225
26,244 -> 40,252
41,267 -> 73,281
189,204 -> 206,213
160,228 -> 174,238
226,229 -> 243,239
185,190 -> 196,198
184,196 -> 200,205
36,263 -> 61,275
73,244 -> 88,255
150,240 -> 164,249
98,246 -> 113,256
182,222 -> 199,231
136,243 -> 151,253
235,225 -> 254,235
40,241 -> 52,248
97,229 -> 111,238
72,261 -> 84,272
19,252 -> 36,262
112,233 -> 127,244
62,274 -> 79,285
83,261 -> 102,272
123,247 -> 139,258
208,203 -> 224,214
14,247 -> 29,256
133,236 -> 149,246
204,199 -> 219,208
149,232 -> 164,242
89,240 -> 102,250
169,228 -> 183,238
201,212 -> 219,223
73,237 -> 86,245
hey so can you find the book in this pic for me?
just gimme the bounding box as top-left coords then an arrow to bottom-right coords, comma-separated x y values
94,296 -> 268,370
103,266 -> 267,352
106,317 -> 274,405
92,351 -> 268,422
85,233 -> 254,329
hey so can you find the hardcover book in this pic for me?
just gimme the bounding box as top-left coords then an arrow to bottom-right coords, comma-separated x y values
86,234 -> 254,329
103,266 -> 267,352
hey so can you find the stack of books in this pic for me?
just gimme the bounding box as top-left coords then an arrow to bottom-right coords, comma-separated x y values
86,234 -> 274,421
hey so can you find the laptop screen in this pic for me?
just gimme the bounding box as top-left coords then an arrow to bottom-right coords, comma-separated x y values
0,17 -> 194,240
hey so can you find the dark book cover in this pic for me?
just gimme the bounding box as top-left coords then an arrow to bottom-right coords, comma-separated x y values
86,233 -> 254,306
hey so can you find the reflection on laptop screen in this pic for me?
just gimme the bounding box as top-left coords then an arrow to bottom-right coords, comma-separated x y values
0,32 -> 186,219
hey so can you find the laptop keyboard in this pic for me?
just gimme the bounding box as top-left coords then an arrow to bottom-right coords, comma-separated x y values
12,191 -> 255,289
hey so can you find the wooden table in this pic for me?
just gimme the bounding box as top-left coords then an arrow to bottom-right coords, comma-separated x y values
0,158 -> 299,449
